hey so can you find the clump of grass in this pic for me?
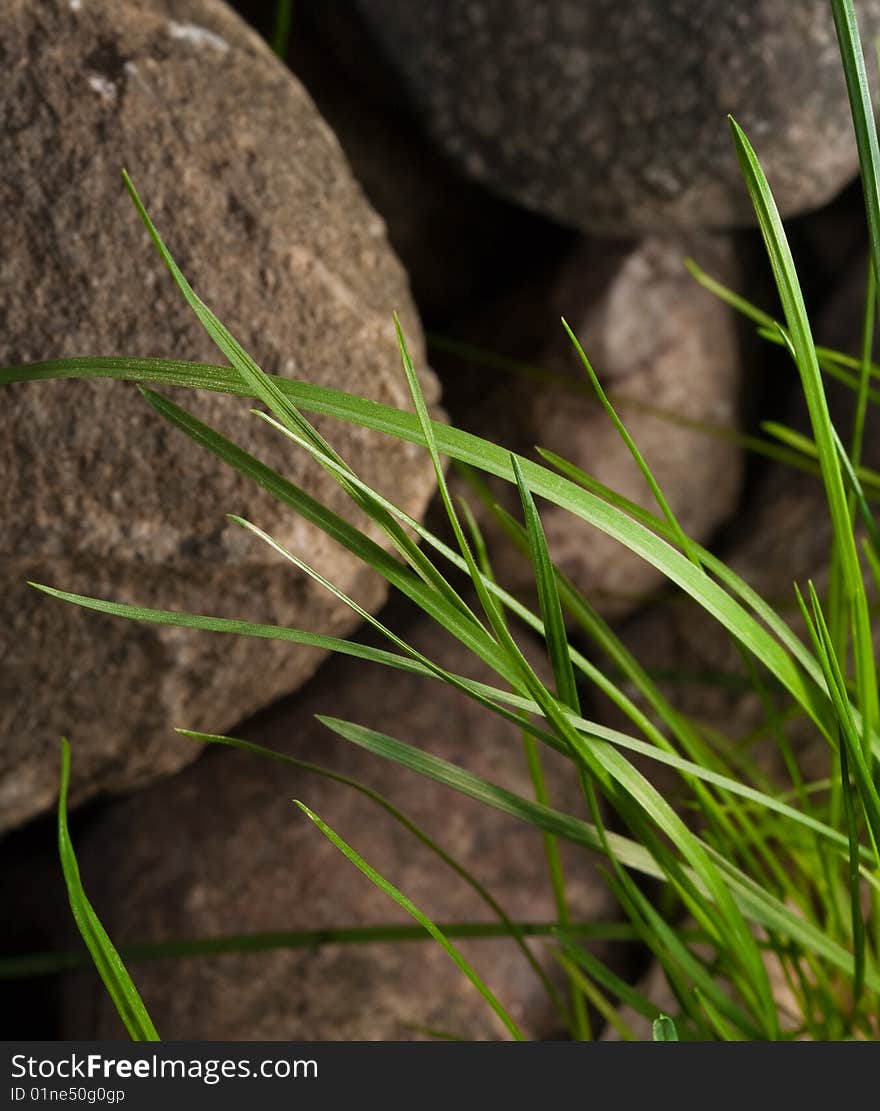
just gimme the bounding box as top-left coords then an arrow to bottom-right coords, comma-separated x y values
3,0 -> 880,1041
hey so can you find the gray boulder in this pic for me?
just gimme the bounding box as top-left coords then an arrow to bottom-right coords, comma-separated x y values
354,0 -> 880,233
0,0 -> 439,831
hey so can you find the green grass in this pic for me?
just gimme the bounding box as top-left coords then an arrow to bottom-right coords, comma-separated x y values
4,0 -> 880,1042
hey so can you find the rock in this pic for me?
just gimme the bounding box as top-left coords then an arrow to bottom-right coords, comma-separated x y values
353,0 -> 880,234
0,0 -> 440,832
59,603 -> 618,1040
443,233 -> 744,618
281,0 -> 576,325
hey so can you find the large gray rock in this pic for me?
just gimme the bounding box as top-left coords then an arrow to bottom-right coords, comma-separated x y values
354,0 -> 880,233
59,605 -> 617,1040
446,233 -> 744,618
0,0 -> 440,831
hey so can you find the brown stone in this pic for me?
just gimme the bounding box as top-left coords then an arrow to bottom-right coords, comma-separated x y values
0,0 -> 440,831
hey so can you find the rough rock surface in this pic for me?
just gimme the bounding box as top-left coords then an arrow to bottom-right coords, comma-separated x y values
354,0 -> 880,233
283,0 -> 576,324
59,605 -> 617,1040
0,0 -> 440,832
445,233 -> 744,618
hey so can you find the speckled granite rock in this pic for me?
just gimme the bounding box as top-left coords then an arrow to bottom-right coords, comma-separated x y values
0,0 -> 440,831
353,0 -> 880,233
59,605 -> 617,1040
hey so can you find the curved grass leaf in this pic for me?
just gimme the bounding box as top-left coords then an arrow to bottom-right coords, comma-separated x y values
57,739 -> 159,1041
294,800 -> 525,1040
832,0 -> 880,295
730,113 -> 878,756
652,1015 -> 679,1042
1,920 -> 636,979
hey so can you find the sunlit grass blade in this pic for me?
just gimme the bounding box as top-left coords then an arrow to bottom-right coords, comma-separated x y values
33,582 -> 848,865
693,987 -> 746,1042
652,1015 -> 679,1042
509,452 -> 590,1035
683,258 -> 776,329
730,112 -> 878,758
57,739 -> 159,1041
796,585 -> 880,857
122,174 -> 337,464
761,422 -> 880,493
126,180 -> 460,621
126,189 -> 467,630
294,800 -> 525,1039
393,315 -> 519,668
602,848 -> 761,1037
561,318 -> 699,563
316,714 -> 659,871
839,738 -> 866,1005
0,354 -> 851,742
224,516 -> 564,748
428,332 -> 790,468
30,584 -> 432,676
511,454 -> 579,712
557,932 -> 670,1027
552,950 -> 629,1040
686,257 -> 880,392
832,0 -> 880,296
250,408 -> 482,629
473,494 -> 837,905
532,447 -> 830,697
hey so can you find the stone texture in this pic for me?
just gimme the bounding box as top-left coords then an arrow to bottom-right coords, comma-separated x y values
443,233 -> 744,618
59,604 -> 618,1040
282,0 -> 576,325
354,0 -> 880,234
0,0 -> 440,831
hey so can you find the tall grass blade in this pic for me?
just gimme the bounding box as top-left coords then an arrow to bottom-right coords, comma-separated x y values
57,740 -> 159,1041
293,800 -> 525,1039
652,1015 -> 679,1042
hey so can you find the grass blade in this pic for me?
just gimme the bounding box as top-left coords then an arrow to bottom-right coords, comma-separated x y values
511,454 -> 579,712
730,113 -> 878,757
1,920 -> 636,979
57,740 -> 159,1041
652,1015 -> 679,1042
832,0 -> 880,296
293,800 -> 525,1039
